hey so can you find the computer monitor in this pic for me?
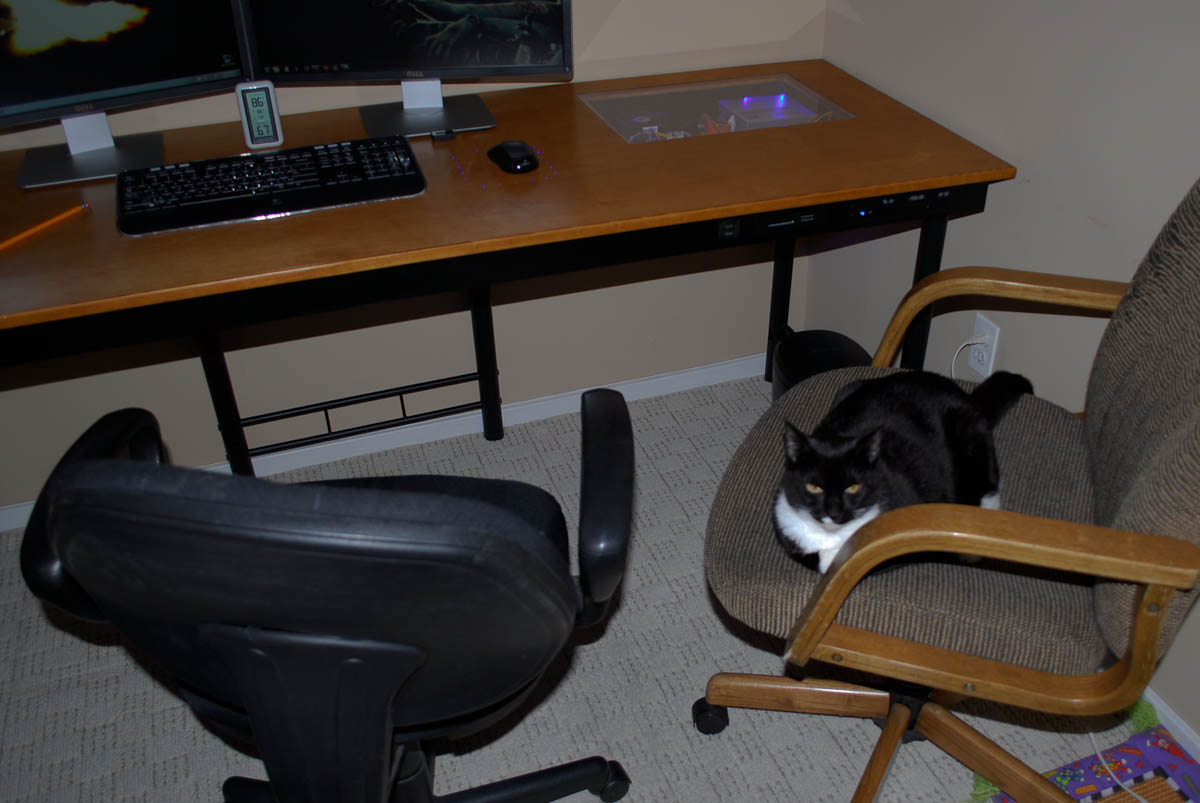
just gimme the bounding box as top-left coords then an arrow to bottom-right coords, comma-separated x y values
0,1 -> 245,188
240,0 -> 572,139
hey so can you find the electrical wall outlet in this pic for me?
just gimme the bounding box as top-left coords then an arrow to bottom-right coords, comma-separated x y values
968,312 -> 999,377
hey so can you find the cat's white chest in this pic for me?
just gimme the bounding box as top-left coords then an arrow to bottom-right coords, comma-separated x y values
773,491 -> 881,573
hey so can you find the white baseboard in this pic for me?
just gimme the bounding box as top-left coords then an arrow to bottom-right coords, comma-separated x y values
0,501 -> 33,533
0,354 -> 766,531
224,353 -> 767,478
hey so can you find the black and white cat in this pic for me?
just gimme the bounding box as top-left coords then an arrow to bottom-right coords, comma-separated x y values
773,370 -> 1032,573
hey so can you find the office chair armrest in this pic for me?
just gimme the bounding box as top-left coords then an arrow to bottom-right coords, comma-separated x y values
21,408 -> 164,622
873,266 -> 1129,366
576,389 -> 635,626
787,503 -> 1200,662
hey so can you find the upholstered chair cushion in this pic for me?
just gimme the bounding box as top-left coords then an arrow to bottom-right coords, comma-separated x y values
705,365 -> 1112,675
1085,178 -> 1200,659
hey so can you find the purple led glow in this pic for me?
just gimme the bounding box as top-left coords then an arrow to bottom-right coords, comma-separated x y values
741,93 -> 791,108
726,93 -> 815,120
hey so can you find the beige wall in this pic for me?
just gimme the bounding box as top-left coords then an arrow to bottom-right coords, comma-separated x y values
818,0 -> 1200,733
0,1 -> 826,505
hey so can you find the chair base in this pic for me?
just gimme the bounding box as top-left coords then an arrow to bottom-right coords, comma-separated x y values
694,672 -> 1073,803
222,747 -> 630,803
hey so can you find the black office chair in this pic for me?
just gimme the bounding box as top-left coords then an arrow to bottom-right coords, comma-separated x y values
21,389 -> 635,803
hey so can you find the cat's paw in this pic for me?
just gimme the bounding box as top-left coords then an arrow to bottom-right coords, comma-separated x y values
817,547 -> 840,574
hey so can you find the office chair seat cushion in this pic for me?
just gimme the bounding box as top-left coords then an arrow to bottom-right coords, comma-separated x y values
706,366 -> 1111,675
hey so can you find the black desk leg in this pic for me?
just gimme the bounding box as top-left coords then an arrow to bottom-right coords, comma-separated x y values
901,214 -> 949,370
198,332 -> 255,476
765,234 -> 797,382
469,286 -> 504,440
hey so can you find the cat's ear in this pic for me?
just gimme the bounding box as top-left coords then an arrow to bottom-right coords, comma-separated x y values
784,421 -> 811,464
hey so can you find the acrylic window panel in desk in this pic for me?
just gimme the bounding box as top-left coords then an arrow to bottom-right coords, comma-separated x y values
580,74 -> 853,144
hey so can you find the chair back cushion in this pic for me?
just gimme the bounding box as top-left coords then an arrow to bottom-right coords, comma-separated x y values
1086,177 -> 1200,658
44,460 -> 578,731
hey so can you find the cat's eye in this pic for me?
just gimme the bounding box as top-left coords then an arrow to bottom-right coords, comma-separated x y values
805,482 -> 823,495
845,483 -> 862,495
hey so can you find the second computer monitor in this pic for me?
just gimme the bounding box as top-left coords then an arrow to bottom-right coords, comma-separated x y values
242,0 -> 573,137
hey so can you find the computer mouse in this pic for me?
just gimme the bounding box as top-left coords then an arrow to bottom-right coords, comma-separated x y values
487,140 -> 539,173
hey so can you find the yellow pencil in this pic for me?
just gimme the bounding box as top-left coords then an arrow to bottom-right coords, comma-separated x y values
0,201 -> 90,253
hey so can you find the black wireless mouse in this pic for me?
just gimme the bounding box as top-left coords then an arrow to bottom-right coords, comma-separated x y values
487,140 -> 539,173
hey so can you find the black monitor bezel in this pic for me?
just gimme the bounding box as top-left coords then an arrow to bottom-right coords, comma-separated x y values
0,2 -> 248,131
0,0 -> 574,135
237,0 -> 573,87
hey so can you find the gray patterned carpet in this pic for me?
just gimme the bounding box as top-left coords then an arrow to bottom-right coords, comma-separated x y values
1,378 -> 1136,802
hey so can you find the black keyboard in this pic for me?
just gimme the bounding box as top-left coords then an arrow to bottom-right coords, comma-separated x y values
117,135 -> 426,236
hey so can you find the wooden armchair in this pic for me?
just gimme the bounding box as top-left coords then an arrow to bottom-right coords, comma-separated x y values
695,178 -> 1200,801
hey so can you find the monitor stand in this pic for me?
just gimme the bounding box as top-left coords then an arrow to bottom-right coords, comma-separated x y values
17,112 -> 163,189
358,80 -> 496,140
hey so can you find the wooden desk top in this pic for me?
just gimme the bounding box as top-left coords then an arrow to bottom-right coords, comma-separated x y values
0,60 -> 1014,331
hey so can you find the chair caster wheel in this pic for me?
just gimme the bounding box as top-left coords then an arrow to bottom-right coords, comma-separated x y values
598,760 -> 631,802
692,697 -> 729,735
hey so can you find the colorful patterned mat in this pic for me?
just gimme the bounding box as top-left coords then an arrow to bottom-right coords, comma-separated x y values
986,727 -> 1199,802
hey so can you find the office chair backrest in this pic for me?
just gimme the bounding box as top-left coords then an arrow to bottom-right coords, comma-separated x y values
1085,176 -> 1200,658
41,460 -> 580,731
24,392 -> 634,803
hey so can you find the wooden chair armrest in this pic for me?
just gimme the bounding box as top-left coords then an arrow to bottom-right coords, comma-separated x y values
873,267 -> 1130,366
786,503 -> 1200,660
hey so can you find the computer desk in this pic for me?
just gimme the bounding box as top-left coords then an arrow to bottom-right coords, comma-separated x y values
0,60 -> 1015,476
